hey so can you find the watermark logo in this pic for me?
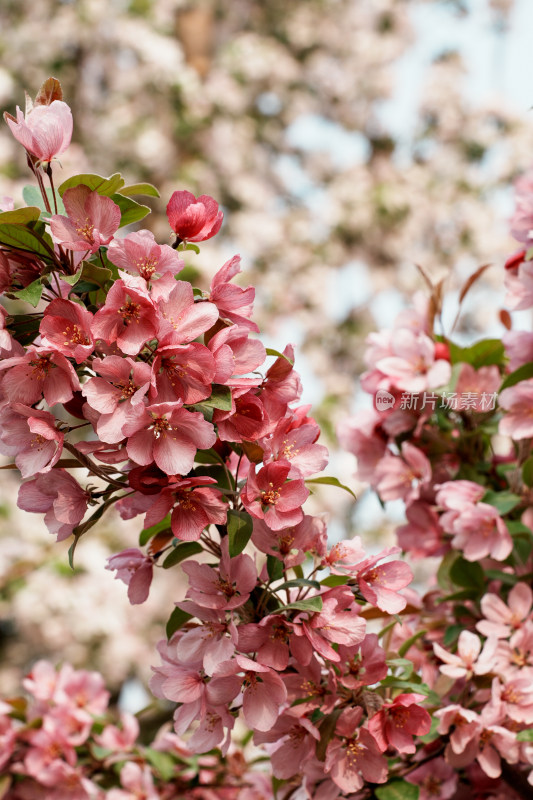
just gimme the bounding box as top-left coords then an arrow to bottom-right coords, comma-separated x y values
375,389 -> 395,411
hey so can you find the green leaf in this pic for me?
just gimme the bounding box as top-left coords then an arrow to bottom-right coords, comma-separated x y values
9,313 -> 41,347
13,278 -> 43,307
0,223 -> 54,258
398,629 -> 427,658
58,172 -> 125,198
120,182 -> 160,198
22,185 -> 65,216
450,338 -> 505,369
166,606 -> 193,639
275,578 -> 321,591
227,509 -> 253,557
386,657 -> 414,679
500,362 -> 533,391
273,596 -> 323,614
265,347 -> 294,365
60,269 -> 83,287
482,490 -> 521,515
485,569 -> 519,586
449,556 -> 485,591
517,729 -> 533,742
201,384 -> 233,412
144,748 -> 176,781
267,554 -> 284,582
111,193 -> 151,228
78,260 -> 112,290
181,242 -> 200,254
316,708 -> 342,762
139,515 -> 171,546
523,457 -> 533,488
443,624 -> 463,647
194,448 -> 224,465
305,476 -> 357,500
162,541 -> 203,569
375,780 -> 419,800
0,206 -> 41,224
320,574 -> 350,588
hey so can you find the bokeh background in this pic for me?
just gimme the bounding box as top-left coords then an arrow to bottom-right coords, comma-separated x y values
0,0 -> 532,702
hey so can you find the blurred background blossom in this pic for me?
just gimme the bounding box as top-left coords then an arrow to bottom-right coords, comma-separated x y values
1,0 -> 532,695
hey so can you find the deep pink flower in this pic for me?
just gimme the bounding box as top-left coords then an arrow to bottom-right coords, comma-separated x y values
140,475 -> 227,542
207,324 -> 265,385
155,276 -> 219,345
81,355 -> 151,443
174,601 -> 236,676
337,633 -> 387,691
166,190 -> 223,242
355,547 -> 413,613
40,298 -> 95,363
325,707 -> 388,792
107,228 -> 184,281
375,442 -> 432,502
151,342 -> 216,404
91,278 -> 157,356
50,185 -> 121,253
251,514 -> 326,566
124,401 -> 216,475
0,346 -> 80,406
406,758 -> 458,800
214,388 -> 271,442
181,537 -> 256,611
368,693 -> 431,754
0,404 -> 63,477
260,415 -> 329,478
259,344 -> 302,419
17,470 -> 89,541
5,99 -> 73,162
254,707 -> 320,779
208,255 -> 259,331
242,460 -> 308,530
213,654 -> 287,732
106,548 -> 154,604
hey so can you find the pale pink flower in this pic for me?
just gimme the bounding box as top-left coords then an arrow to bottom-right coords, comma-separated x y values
39,298 -> 95,363
94,712 -> 139,752
321,536 -> 366,574
499,379 -> 533,439
298,586 -> 366,662
253,707 -> 320,779
182,537 -> 256,611
91,278 -> 157,356
0,196 -> 14,211
325,707 -> 387,793
337,409 -> 387,483
5,99 -> 73,162
433,630 -> 497,679
375,328 -> 451,392
449,503 -> 513,562
50,185 -> 121,253
17,470 -> 89,541
107,228 -> 184,281
367,693 -> 431,754
108,762 -> 159,800
251,514 -> 326,566
106,548 -> 154,604
214,654 -> 287,732
208,255 -> 259,331
503,330 -> 533,371
454,363 -> 501,412
0,404 -> 63,477
375,442 -> 432,502
490,675 -> 533,723
477,582 -> 533,638
124,401 -> 216,475
504,259 -> 533,310
242,460 -> 308,530
396,500 -> 447,558
166,190 -> 223,242
355,547 -> 413,613
175,601 -> 236,676
406,758 -> 458,800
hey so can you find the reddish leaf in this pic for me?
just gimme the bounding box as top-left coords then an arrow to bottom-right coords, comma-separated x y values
35,77 -> 63,106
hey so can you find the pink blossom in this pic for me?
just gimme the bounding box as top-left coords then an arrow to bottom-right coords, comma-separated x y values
207,324 -> 265,385
181,537 -> 256,611
50,185 -> 121,253
81,355 -> 151,443
477,582 -> 533,638
140,475 -> 227,542
337,409 -> 387,483
91,278 -> 157,356
5,99 -> 73,162
175,602 -> 236,675
499,379 -> 533,439
208,255 -> 259,331
433,630 -> 497,679
0,404 -> 63,477
490,675 -> 533,723
337,633 -> 387,691
151,342 -> 216,404
124,401 -> 216,475
94,712 -> 139,752
260,415 -> 329,478
502,330 -> 533,371
155,276 -> 219,345
107,228 -> 184,281
166,190 -> 223,242
17,470 -> 89,541
454,363 -> 501,412
106,548 -> 154,604
214,388 -> 271,442
375,442 -> 432,502
355,548 -> 413,613
108,762 -> 159,800
253,707 -> 320,779
375,328 -> 451,392
504,259 -> 533,310
406,758 -> 458,800
325,707 -> 388,792
299,586 -> 366,662
259,344 -> 302,419
251,514 -> 326,566
448,503 -> 513,562
0,347 -> 81,406
397,501 -> 447,558
238,615 -> 294,671
321,536 -> 366,574
242,460 -> 308,530
40,298 -> 95,363
367,693 -> 431,754
214,654 -> 287,732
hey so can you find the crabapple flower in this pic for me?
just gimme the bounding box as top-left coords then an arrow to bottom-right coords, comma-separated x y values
17,470 -> 89,541
207,324 -> 266,385
181,537 -> 256,611
325,707 -> 387,793
242,460 -> 308,530
0,346 -> 80,406
252,514 -> 326,566
139,475 -> 227,542
106,548 -> 154,605
166,190 -> 223,242
375,442 -> 432,502
208,254 -> 259,331
50,185 -> 121,253
213,654 -> 287,732
499,379 -> 533,439
39,298 -> 95,363
299,586 -> 366,662
5,99 -> 73,162
504,259 -> 533,310
477,582 -> 533,638
174,601 -> 236,676
0,404 -> 63,477
124,401 -> 216,475
253,707 -> 320,779
151,343 -> 216,405
260,415 -> 329,478
107,762 -> 159,800
337,633 -> 388,691
433,630 -> 497,679
406,758 -> 458,800
447,502 -> 513,562
367,693 -> 431,754
374,328 -> 451,392
91,279 -> 157,356
107,228 -> 184,281
155,276 -> 219,345
355,547 -> 413,613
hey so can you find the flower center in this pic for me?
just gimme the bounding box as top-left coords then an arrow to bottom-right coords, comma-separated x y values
118,301 -> 141,325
